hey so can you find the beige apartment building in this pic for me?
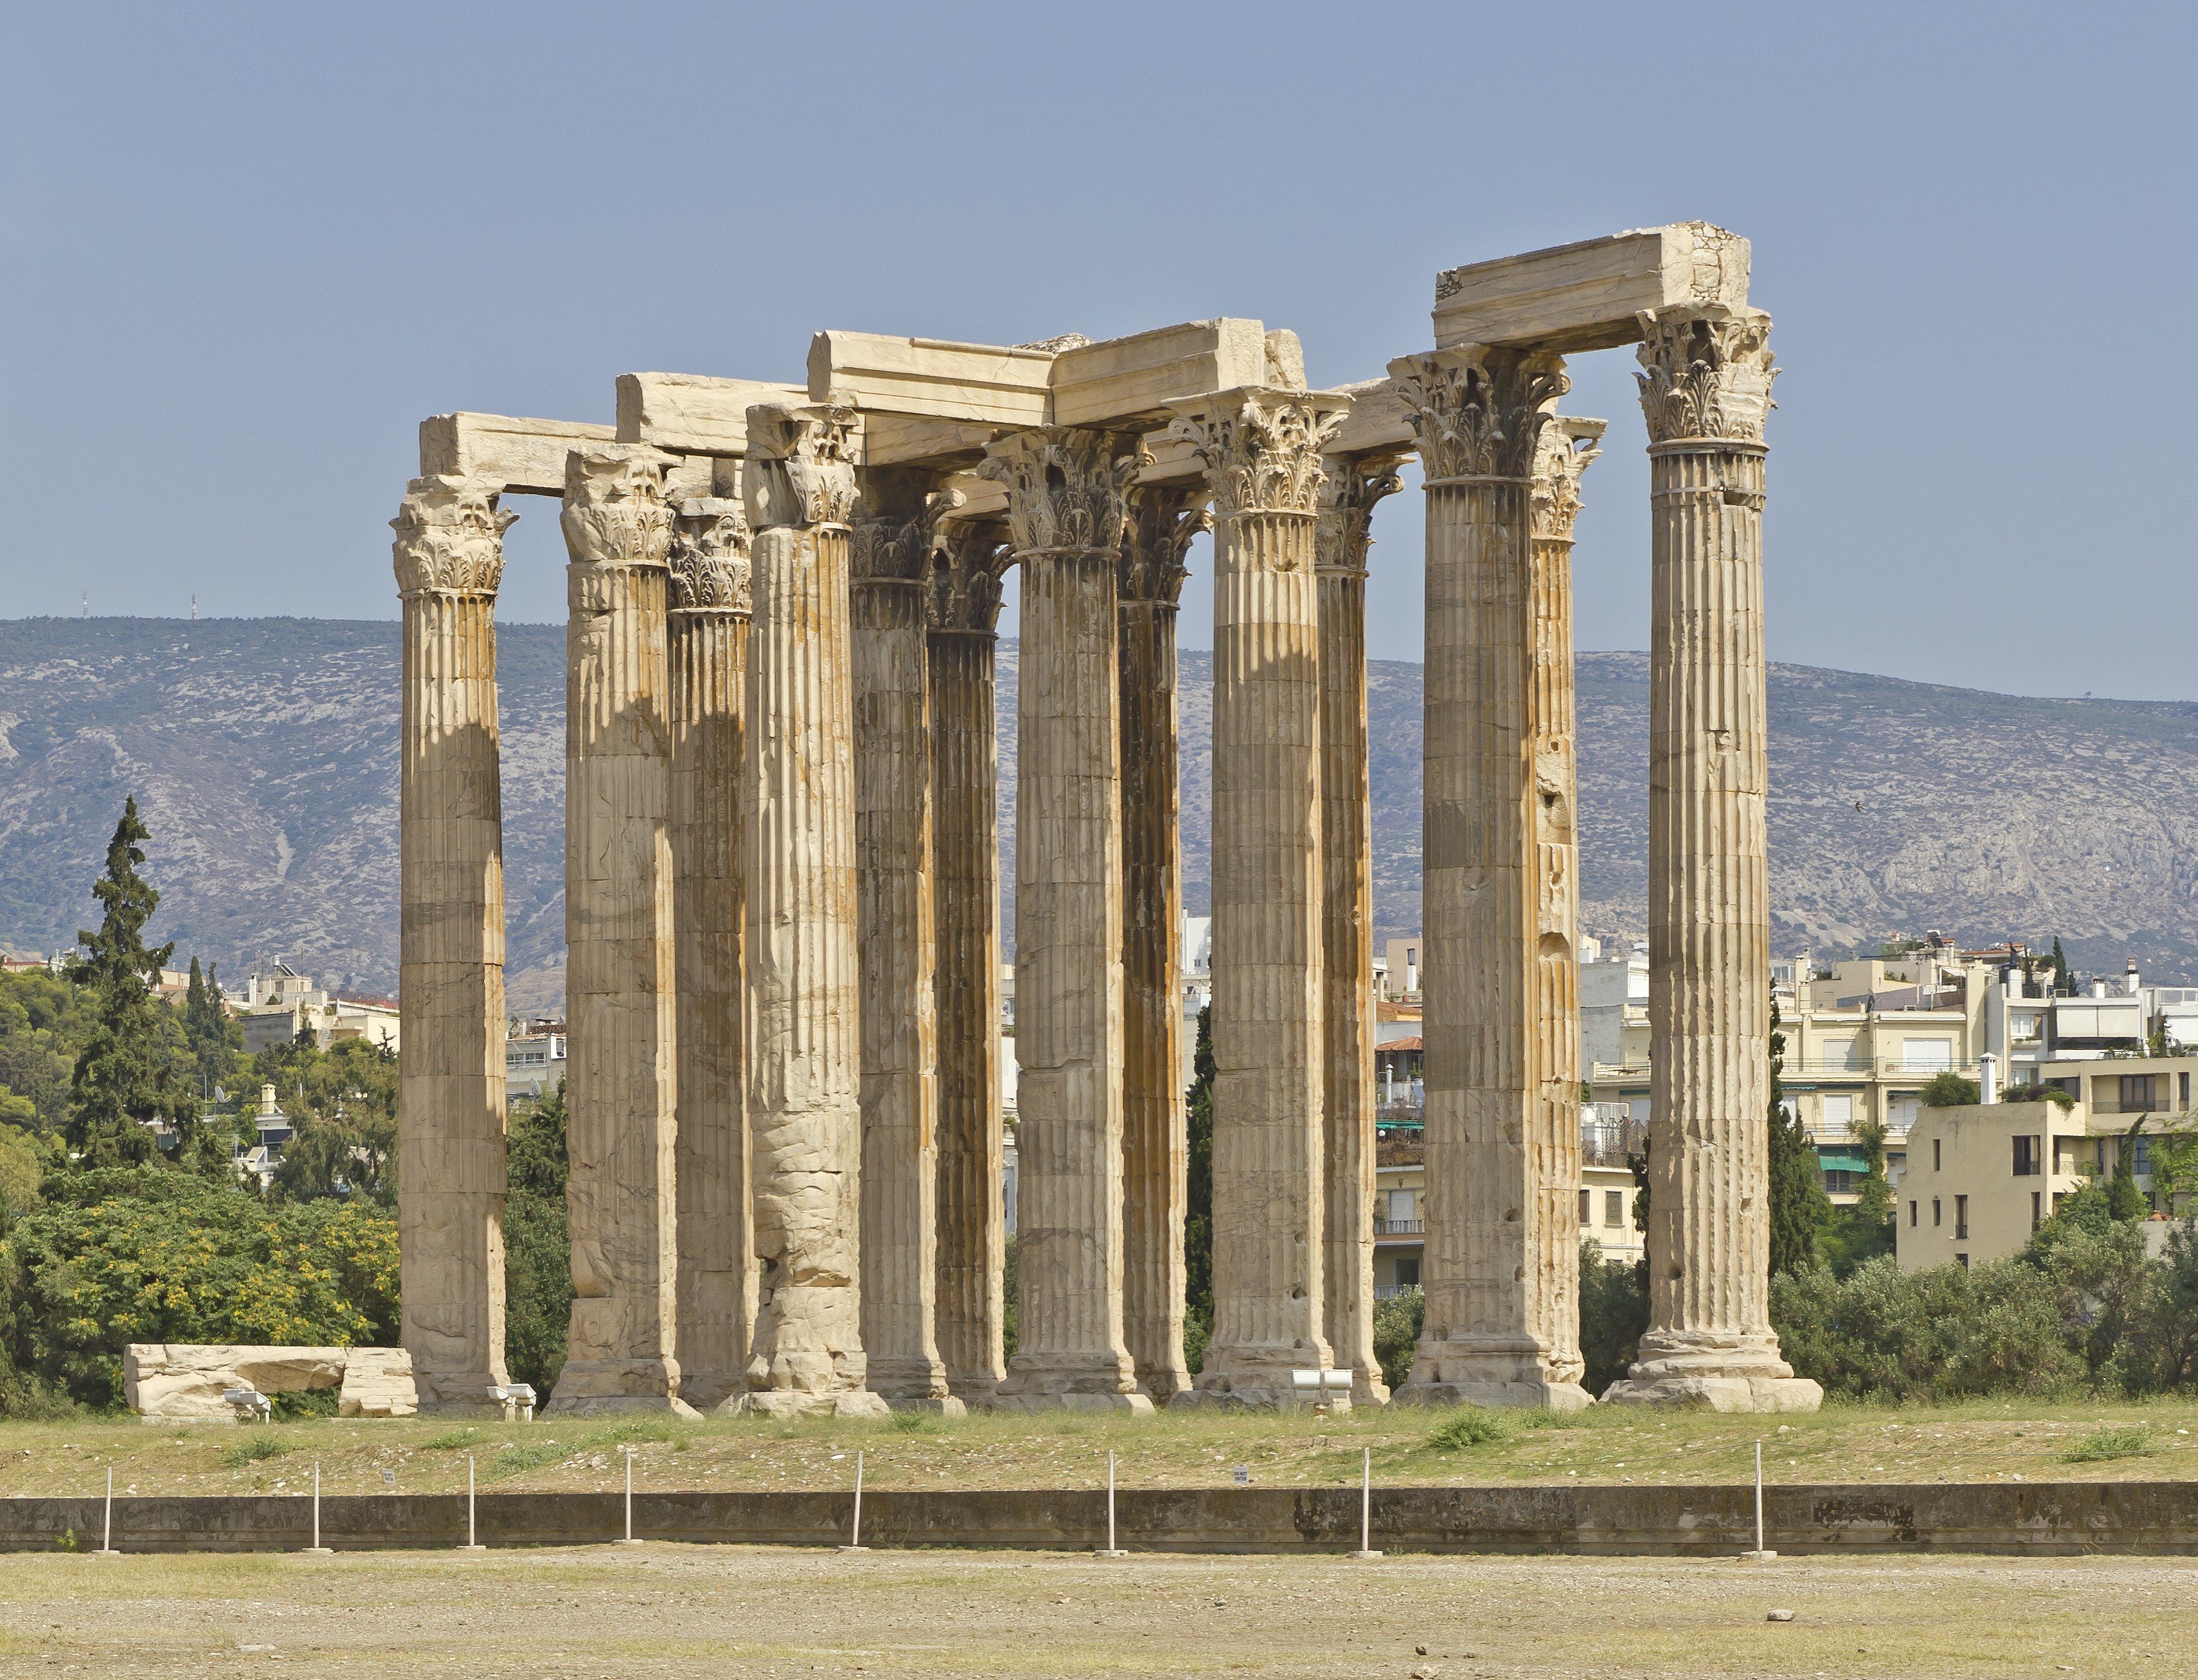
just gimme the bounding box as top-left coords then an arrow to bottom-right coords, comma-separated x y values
1897,1051 -> 2198,1268
239,961 -> 402,1056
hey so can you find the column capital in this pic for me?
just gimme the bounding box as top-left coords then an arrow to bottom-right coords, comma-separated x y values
851,466 -> 962,586
669,497 -> 752,615
977,426 -> 1143,557
561,446 -> 673,568
1635,305 -> 1776,446
929,520 -> 1014,635
1529,419 -> 1606,544
1120,485 -> 1209,605
392,474 -> 515,597
1314,453 -> 1405,577
1389,346 -> 1568,484
745,402 -> 861,532
1167,387 -> 1349,522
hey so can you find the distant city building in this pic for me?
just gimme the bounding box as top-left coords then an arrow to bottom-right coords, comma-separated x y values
504,1022 -> 568,1098
239,960 -> 399,1056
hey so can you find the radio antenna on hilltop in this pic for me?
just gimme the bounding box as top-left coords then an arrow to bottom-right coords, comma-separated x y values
81,593 -> 88,619
191,595 -> 197,621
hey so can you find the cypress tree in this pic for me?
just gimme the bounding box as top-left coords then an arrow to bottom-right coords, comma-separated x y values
65,799 -> 195,1165
181,956 -> 239,1099
1766,990 -> 1829,1276
1182,1004 -> 1216,1361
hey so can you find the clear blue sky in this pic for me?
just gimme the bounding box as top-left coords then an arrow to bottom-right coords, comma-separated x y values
5,3 -> 2192,695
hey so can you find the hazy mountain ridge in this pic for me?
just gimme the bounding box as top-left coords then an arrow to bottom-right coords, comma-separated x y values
1,620 -> 2191,1006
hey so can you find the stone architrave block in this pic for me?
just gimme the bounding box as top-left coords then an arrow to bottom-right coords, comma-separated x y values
419,413 -> 618,496
337,1348 -> 422,1419
1324,377 -> 1414,457
1049,319 -> 1280,428
807,332 -> 1058,426
1432,222 -> 1752,353
124,1345 -> 419,1421
615,373 -> 805,457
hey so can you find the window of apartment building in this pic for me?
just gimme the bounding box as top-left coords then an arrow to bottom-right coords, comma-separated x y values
2031,1190 -> 2043,1232
1933,1138 -> 1942,1172
1822,1093 -> 1854,1126
1386,1189 -> 1416,1227
1954,1194 -> 1969,1239
1932,1197 -> 1942,1227
1827,1039 -> 1864,1071
1955,1252 -> 1970,1269
1823,1169 -> 1857,1195
1579,1189 -> 1592,1225
1605,1190 -> 1624,1227
2012,1135 -> 2041,1177
2184,1071 -> 2192,1110
1902,1038 -> 1954,1072
1908,1200 -> 1918,1227
1394,1256 -> 1420,1288
2121,1074 -> 2159,1112
2135,1136 -> 2155,1176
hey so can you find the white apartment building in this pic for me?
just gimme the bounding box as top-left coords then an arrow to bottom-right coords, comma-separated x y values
239,961 -> 400,1056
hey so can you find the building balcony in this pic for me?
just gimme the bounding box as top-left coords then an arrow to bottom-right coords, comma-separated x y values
1373,1283 -> 1423,1302
1374,1217 -> 1423,1236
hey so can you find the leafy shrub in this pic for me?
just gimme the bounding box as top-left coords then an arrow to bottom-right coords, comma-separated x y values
2064,1424 -> 2155,1463
1427,1409 -> 1507,1450
1372,1288 -> 1423,1392
1578,1240 -> 1647,1395
221,1432 -> 290,1467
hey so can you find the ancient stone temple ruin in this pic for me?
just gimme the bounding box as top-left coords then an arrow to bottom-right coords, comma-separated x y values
391,223 -> 1822,1418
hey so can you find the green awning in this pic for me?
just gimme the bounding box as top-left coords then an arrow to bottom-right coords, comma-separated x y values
1816,1149 -> 1869,1173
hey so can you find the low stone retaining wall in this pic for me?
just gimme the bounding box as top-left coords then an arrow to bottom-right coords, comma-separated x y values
10,1483 -> 2197,1555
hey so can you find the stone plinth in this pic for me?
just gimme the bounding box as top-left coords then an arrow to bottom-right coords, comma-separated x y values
1314,454 -> 1403,1410
1118,486 -> 1204,1405
853,467 -> 959,1414
553,446 -> 695,1419
1169,388 -> 1349,1411
668,497 -> 755,1414
740,403 -> 889,1421
978,428 -> 1151,1414
929,523 -> 1013,1403
1391,348 -> 1590,1411
391,474 -> 515,1416
124,1345 -> 417,1421
1603,307 -> 1820,1415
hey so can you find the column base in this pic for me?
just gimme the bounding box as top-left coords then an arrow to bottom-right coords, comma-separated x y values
542,1393 -> 703,1421
1600,1374 -> 1823,1412
1352,1372 -> 1393,1410
412,1372 -> 510,1419
944,1372 -> 1002,1408
674,1372 -> 746,1414
734,1389 -> 893,1421
1172,1356 -> 1351,1414
990,1352 -> 1152,1414
866,1356 -> 958,1410
1601,1331 -> 1823,1413
986,1391 -> 1155,1416
1135,1365 -> 1195,1407
544,1361 -> 702,1420
880,1394 -> 969,1417
1392,1378 -> 1592,1412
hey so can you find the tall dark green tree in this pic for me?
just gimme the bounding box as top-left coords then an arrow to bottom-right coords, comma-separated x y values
1182,1004 -> 1216,1370
2108,1116 -> 2150,1221
1853,1112 -> 1895,1229
181,957 -> 240,1100
503,1079 -> 572,1394
63,800 -> 194,1165
1766,991 -> 1829,1276
2050,936 -> 2072,996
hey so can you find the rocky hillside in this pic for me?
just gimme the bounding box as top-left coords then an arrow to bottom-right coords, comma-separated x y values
3,619 -> 2194,1009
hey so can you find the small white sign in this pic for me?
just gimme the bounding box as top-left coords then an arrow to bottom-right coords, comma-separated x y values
1231,1466 -> 1251,1487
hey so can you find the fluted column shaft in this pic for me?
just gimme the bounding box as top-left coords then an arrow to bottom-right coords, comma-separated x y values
553,446 -> 689,1416
1392,348 -> 1588,1408
1314,455 -> 1402,1408
980,428 -> 1149,1411
393,475 -> 515,1414
1172,388 -> 1349,1409
1609,306 -> 1819,1412
852,469 -> 953,1407
1118,488 -> 1204,1403
738,404 -> 885,1419
929,527 -> 1011,1402
668,499 -> 753,1414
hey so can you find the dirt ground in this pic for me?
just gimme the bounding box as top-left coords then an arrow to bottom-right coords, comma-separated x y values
4,1395 -> 2194,1501
1,1545 -> 2192,1678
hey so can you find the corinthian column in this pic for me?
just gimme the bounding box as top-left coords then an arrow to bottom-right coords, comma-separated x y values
1118,485 -> 1206,1403
1314,453 -> 1403,1409
552,446 -> 693,1417
740,404 -> 889,1419
928,522 -> 1012,1403
1170,387 -> 1349,1411
851,468 -> 960,1412
667,497 -> 753,1414
1605,307 -> 1821,1413
393,474 -> 515,1415
978,427 -> 1151,1414
1390,347 -> 1590,1410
